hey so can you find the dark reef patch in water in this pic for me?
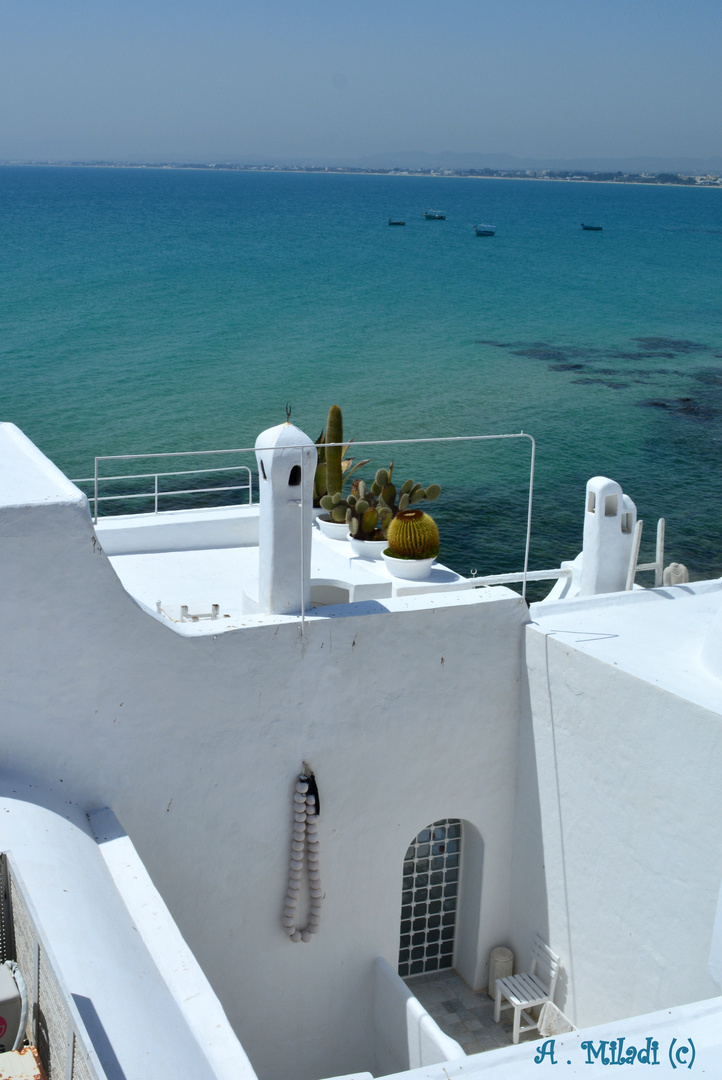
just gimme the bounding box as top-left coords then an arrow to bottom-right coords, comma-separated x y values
548,362 -> 585,371
693,368 -> 722,387
638,397 -> 719,419
512,347 -> 571,362
572,378 -> 629,388
633,337 -> 707,354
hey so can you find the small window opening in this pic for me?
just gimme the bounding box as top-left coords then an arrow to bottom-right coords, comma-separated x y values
587,492 -> 596,514
398,819 -> 461,978
260,460 -> 267,481
604,494 -> 618,517
621,513 -> 633,534
289,464 -> 302,486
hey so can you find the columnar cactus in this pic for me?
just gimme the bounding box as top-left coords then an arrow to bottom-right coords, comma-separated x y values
313,406 -> 370,506
325,405 -> 344,499
387,509 -> 440,559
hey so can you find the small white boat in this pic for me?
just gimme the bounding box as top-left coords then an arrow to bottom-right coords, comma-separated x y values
475,224 -> 495,236
423,210 -> 446,220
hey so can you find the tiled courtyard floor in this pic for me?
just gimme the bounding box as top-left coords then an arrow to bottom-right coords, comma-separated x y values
406,969 -> 540,1055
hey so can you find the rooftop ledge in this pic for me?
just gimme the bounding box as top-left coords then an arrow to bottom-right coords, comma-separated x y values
529,578 -> 722,714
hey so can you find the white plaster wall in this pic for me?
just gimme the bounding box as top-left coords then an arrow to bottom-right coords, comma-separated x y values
0,482 -> 527,1080
372,958 -> 463,1074
97,504 -> 259,555
516,625 -> 722,1027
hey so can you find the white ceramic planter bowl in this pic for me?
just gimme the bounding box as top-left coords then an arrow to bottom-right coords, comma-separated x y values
382,552 -> 436,580
348,536 -> 387,560
317,514 -> 351,540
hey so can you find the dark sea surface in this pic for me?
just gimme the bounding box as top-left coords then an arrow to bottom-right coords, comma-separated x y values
2,165 -> 722,580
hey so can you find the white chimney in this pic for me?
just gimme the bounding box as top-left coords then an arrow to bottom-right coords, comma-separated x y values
254,422 -> 316,615
579,476 -> 637,596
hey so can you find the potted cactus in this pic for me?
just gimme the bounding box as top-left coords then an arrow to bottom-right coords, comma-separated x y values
324,479 -> 392,559
382,508 -> 440,579
320,462 -> 441,560
315,405 -> 369,537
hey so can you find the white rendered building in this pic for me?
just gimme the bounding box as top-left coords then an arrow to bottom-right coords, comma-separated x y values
0,420 -> 721,1080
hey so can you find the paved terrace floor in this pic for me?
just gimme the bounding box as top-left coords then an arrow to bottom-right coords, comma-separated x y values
406,970 -> 540,1055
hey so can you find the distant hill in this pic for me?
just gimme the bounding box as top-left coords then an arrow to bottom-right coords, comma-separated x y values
346,151 -> 722,175
232,150 -> 722,175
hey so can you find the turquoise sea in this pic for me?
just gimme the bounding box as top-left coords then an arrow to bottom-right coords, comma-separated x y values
2,165 -> 721,580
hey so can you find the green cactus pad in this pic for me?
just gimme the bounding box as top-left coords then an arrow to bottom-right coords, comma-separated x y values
361,508 -> 379,534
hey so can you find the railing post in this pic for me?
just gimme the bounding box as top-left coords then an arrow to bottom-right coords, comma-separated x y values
93,458 -> 99,524
625,519 -> 644,591
655,518 -> 665,587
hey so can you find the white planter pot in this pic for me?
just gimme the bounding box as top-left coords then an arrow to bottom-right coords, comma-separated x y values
382,552 -> 436,580
317,514 -> 350,540
348,536 -> 387,560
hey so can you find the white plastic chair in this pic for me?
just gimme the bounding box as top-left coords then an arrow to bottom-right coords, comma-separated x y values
494,936 -> 560,1043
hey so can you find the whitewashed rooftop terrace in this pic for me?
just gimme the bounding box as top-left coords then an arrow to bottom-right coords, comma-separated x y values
530,579 -> 722,714
94,505 -> 503,635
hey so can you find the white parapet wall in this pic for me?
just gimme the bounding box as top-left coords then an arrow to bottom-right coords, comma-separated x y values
374,996 -> 722,1079
0,788 -> 254,1080
372,957 -> 464,1075
96,503 -> 260,556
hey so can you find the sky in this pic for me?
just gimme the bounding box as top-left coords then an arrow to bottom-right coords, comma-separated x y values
2,0 -> 721,165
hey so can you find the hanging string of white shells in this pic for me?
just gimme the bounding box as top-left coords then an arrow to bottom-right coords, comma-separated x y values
283,773 -> 322,942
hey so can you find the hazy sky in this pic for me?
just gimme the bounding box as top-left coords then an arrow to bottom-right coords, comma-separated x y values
2,0 -> 721,163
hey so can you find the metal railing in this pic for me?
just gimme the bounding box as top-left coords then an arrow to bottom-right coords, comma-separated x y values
72,451 -> 254,523
74,431 -> 537,611
1,853 -> 109,1080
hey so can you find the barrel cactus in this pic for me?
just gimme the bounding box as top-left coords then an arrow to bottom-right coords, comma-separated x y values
386,509 -> 440,559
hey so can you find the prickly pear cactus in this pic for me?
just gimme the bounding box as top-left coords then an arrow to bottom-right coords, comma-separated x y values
372,462 -> 441,518
387,509 -> 440,559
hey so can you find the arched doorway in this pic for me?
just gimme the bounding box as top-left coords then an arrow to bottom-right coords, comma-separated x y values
398,819 -> 461,977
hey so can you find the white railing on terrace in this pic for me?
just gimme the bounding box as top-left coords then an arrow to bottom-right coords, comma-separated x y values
72,451 -> 254,523
72,432 -> 666,614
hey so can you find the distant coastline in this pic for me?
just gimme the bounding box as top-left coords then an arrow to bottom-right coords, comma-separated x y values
1,160 -> 721,187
